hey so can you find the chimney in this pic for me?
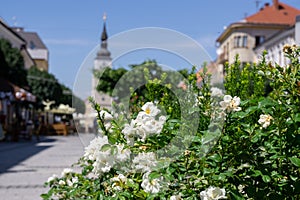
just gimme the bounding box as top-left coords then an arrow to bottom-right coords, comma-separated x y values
273,0 -> 279,10
296,15 -> 300,45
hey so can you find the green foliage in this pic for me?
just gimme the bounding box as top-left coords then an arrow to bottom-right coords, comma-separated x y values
27,66 -> 62,108
0,38 -> 27,87
42,46 -> 300,199
27,66 -> 85,112
95,60 -> 188,104
72,94 -> 85,114
224,54 -> 266,100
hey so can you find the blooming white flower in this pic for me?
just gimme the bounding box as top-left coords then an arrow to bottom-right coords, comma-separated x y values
84,136 -> 109,161
47,174 -> 58,183
140,116 -> 165,136
132,152 -> 157,172
141,172 -> 162,194
258,114 -> 273,128
115,144 -> 131,162
67,176 -> 78,187
111,174 -> 127,183
58,180 -> 66,185
200,186 -> 227,200
52,192 -> 66,199
100,110 -> 113,120
238,184 -> 245,194
220,95 -> 241,112
111,174 -> 127,191
170,194 -> 182,200
122,122 -> 137,146
61,168 -> 73,177
122,102 -> 166,145
92,150 -> 115,174
141,102 -> 161,117
257,70 -> 264,76
211,87 -> 223,97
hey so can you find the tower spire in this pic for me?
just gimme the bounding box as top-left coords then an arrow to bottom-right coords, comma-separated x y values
96,12 -> 111,59
101,13 -> 108,41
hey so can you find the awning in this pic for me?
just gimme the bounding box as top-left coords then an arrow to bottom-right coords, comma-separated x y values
0,78 -> 36,103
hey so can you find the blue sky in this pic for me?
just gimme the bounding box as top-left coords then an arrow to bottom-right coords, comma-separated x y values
1,0 -> 300,98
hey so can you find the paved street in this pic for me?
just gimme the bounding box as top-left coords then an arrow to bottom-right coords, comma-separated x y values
0,133 -> 95,200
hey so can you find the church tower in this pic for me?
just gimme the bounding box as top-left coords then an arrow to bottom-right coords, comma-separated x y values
92,13 -> 112,109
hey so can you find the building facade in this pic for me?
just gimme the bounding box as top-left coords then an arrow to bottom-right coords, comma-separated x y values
255,16 -> 300,66
13,27 -> 49,71
215,0 -> 300,80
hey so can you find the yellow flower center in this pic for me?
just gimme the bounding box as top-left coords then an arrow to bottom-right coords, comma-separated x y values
145,108 -> 151,115
150,179 -> 157,185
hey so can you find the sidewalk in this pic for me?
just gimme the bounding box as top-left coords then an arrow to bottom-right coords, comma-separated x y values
0,133 -> 95,200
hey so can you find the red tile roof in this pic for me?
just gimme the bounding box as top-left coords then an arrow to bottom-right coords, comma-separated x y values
245,1 -> 300,25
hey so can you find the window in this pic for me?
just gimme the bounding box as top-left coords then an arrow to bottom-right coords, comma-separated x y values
255,36 -> 265,46
234,36 -> 241,48
242,36 -> 248,47
29,41 -> 35,49
234,35 -> 247,48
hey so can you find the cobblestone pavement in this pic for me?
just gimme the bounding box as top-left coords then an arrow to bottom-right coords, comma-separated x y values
0,133 -> 96,200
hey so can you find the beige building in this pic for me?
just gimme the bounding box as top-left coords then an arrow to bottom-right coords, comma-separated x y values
215,0 -> 300,79
13,27 -> 49,71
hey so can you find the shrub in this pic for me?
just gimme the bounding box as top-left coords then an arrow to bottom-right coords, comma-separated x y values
42,45 -> 300,200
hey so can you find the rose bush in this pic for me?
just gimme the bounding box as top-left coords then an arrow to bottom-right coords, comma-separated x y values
42,45 -> 300,199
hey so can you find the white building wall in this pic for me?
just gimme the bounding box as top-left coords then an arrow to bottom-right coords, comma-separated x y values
296,15 -> 300,45
27,49 -> 48,60
255,28 -> 295,67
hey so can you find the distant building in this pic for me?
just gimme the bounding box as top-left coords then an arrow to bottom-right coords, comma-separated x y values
91,14 -> 112,110
255,15 -> 300,66
84,14 -> 112,133
214,0 -> 300,82
13,27 -> 49,71
0,19 -> 35,70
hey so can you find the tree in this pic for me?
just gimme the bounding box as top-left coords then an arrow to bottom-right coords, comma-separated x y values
27,66 -> 63,108
94,60 -> 187,100
60,84 -> 85,114
72,95 -> 85,114
0,38 -> 27,87
27,67 -> 85,113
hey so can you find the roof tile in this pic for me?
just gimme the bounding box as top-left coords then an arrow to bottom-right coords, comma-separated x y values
245,2 -> 300,25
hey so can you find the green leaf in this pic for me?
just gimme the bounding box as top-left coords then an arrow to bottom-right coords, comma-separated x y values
262,175 -> 271,183
290,175 -> 298,181
294,113 -> 300,122
40,193 -> 50,199
289,157 -> 300,167
101,144 -> 111,152
230,191 -> 245,200
251,134 -> 260,143
110,145 -> 118,155
208,153 -> 222,163
252,169 -> 262,177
